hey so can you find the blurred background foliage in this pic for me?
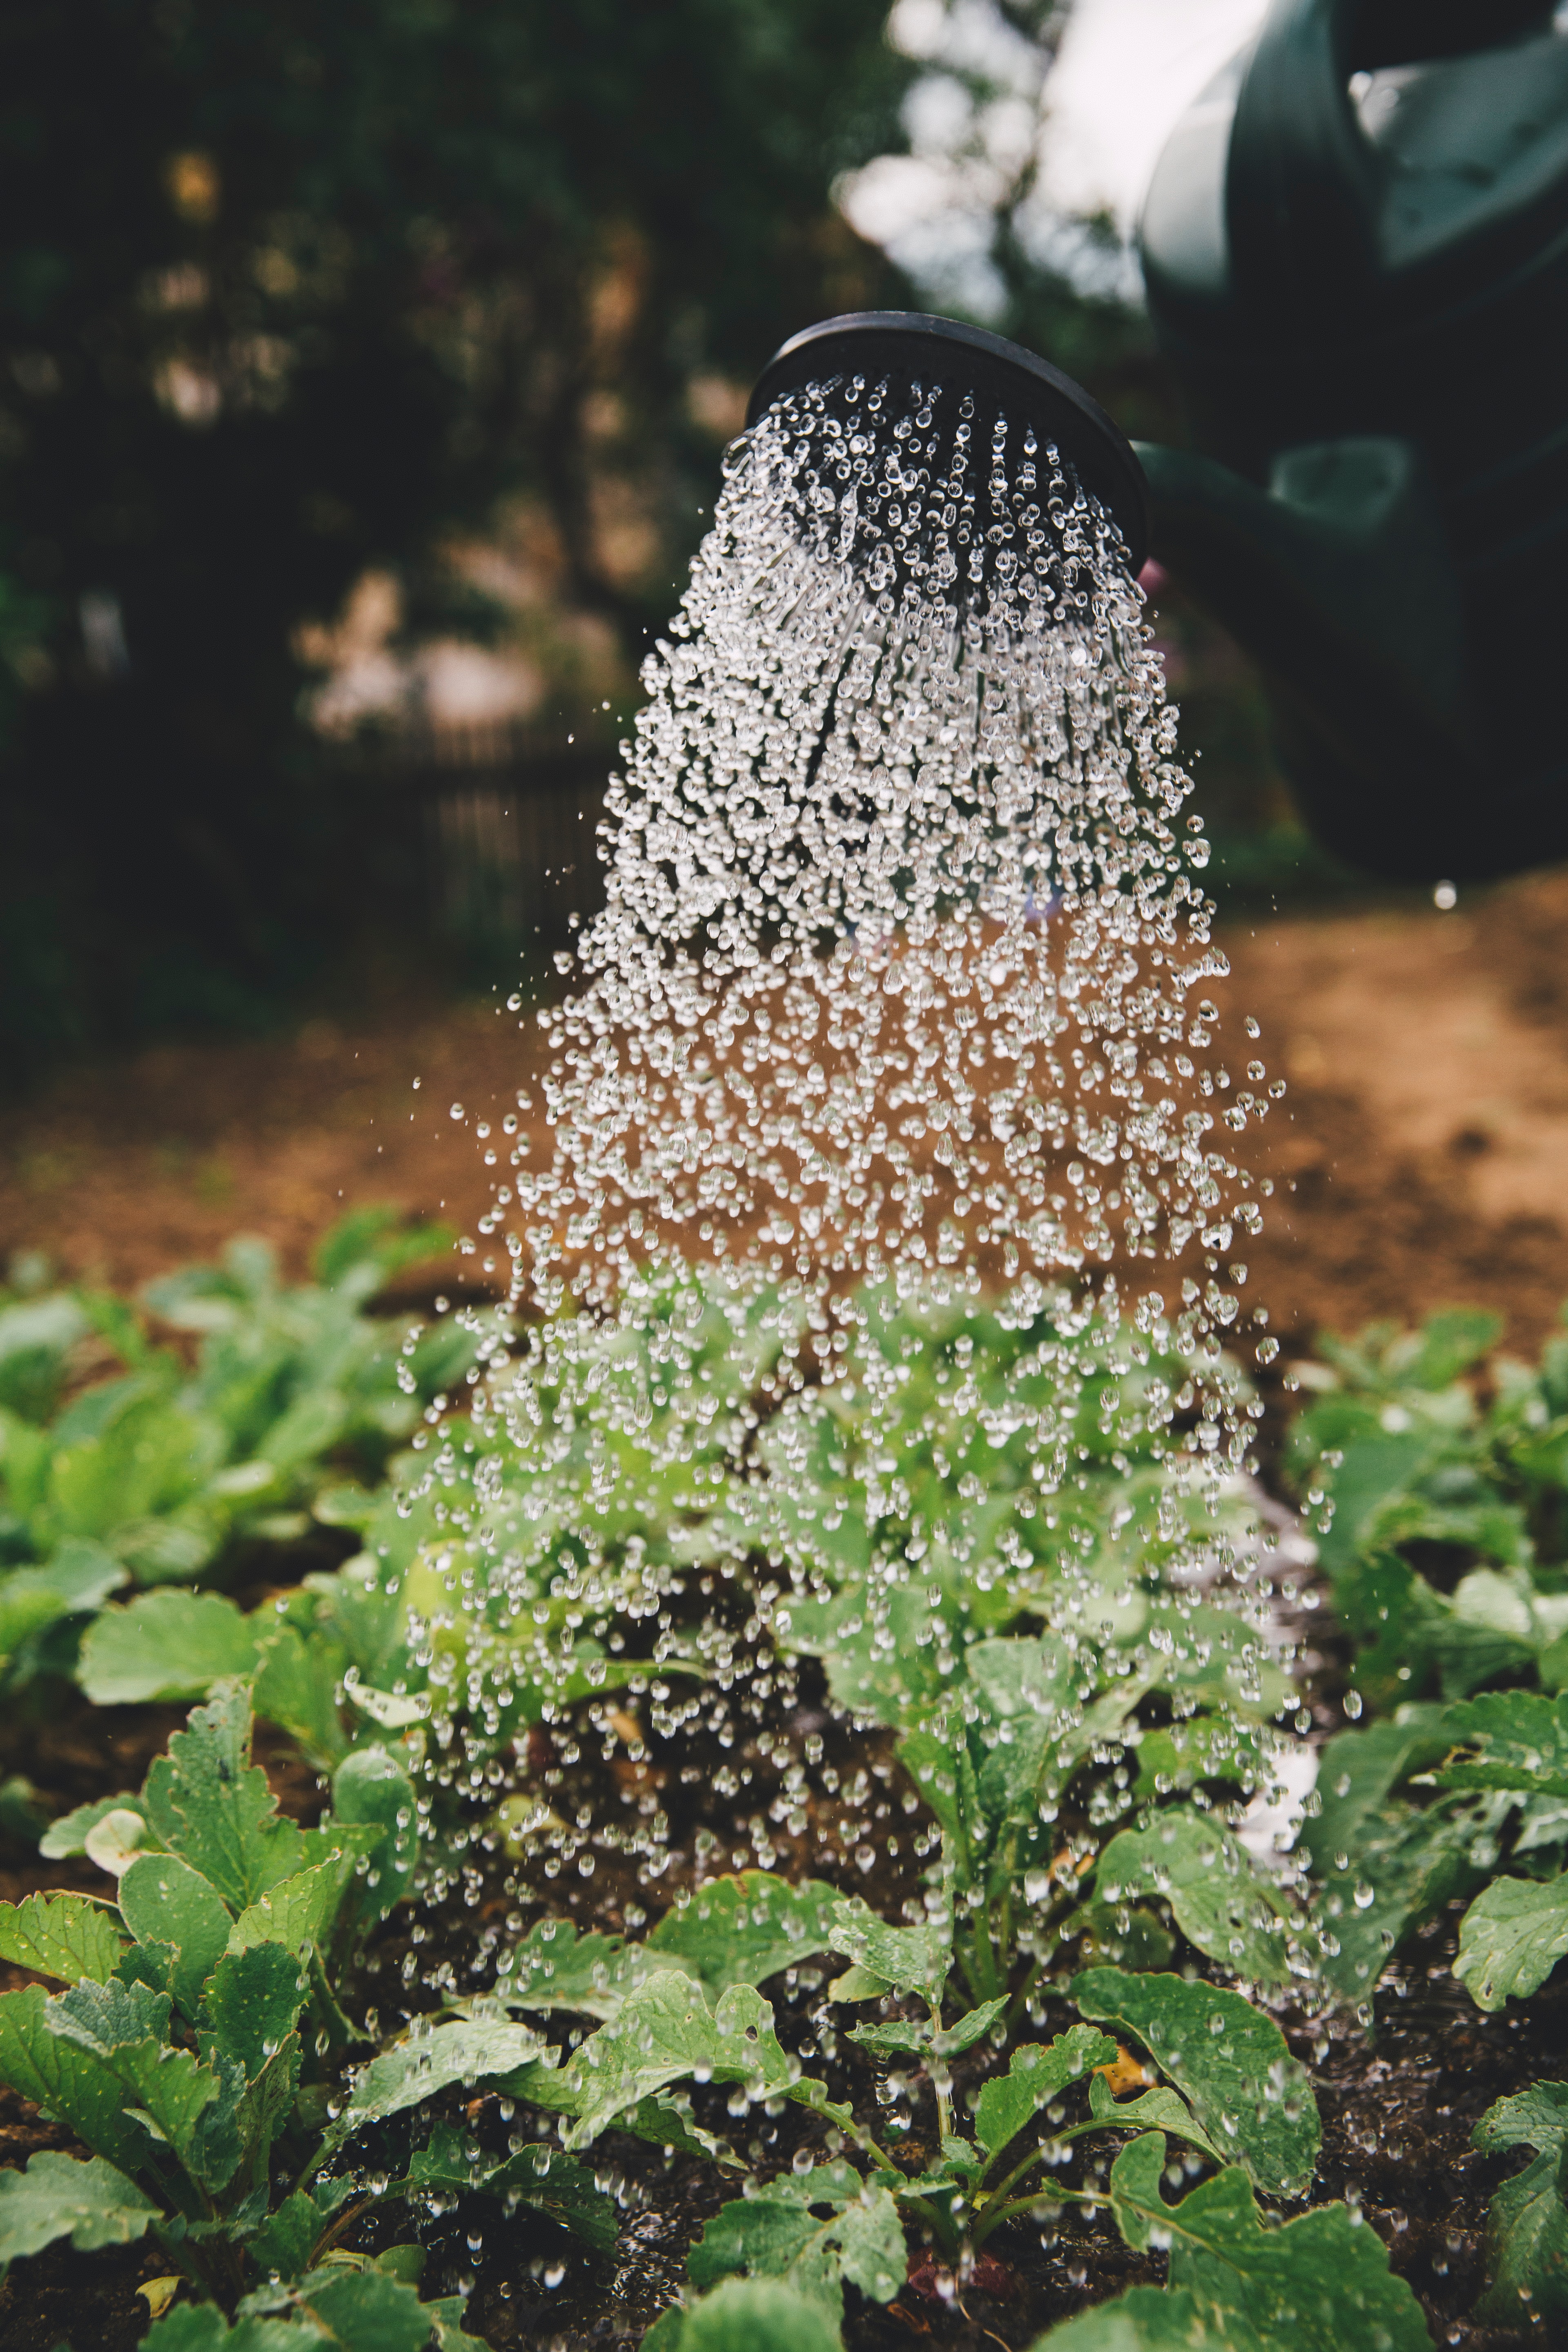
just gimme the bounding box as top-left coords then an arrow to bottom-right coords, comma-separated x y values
0,0 -> 1315,1089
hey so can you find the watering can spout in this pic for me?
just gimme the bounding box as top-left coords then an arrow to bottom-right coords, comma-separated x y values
1134,437 -> 1484,880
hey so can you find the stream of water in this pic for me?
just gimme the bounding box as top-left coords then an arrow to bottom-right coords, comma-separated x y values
434,360 -> 1285,1889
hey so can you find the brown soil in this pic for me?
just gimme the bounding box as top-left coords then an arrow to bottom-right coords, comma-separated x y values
7,873 -> 1568,1365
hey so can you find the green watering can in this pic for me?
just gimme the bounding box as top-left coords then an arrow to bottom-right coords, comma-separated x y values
1136,0 -> 1568,879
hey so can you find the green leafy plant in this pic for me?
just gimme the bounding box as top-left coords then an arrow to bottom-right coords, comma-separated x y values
0,1675 -> 639,2341
1469,2079 -> 1568,2329
0,1209 -> 478,1702
1287,1305 -> 1568,1709
465,1862 -> 1430,2352
0,1683 -> 432,2316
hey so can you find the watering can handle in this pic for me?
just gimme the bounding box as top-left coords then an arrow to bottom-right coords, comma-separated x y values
1225,0 -> 1552,314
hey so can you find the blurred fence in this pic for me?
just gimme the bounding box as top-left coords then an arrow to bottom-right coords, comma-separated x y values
334,719 -> 615,960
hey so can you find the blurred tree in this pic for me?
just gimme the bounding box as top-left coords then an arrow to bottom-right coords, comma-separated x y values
0,0 -> 913,1077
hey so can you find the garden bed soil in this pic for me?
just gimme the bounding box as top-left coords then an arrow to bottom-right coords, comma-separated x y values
7,869 -> 1568,1358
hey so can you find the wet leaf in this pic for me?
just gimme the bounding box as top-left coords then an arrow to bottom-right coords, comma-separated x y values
203,1942 -> 310,2080
1311,1792 -> 1492,2003
1454,1874 -> 1568,2010
1094,1812 -> 1293,1987
494,1918 -> 663,2020
847,1994 -> 1006,2060
689,2158 -> 904,2316
973,2025 -> 1117,2162
401,2121 -> 619,2254
328,2018 -> 546,2149
0,2149 -> 156,2262
1087,2070 -> 1224,2166
826,1898 -> 951,2002
292,2263 -> 436,2352
1105,2134 -> 1430,2352
227,1856 -> 358,1959
0,1892 -> 127,1985
548,1976 -> 809,2152
119,1852 -> 234,2018
1071,1970 -> 1319,2198
47,1976 -> 227,2174
674,2277 -> 843,2352
1306,1713 -> 1452,1870
330,1744 -> 418,1936
1430,1689 -> 1568,1800
0,1981 -> 154,2175
1028,2284 -> 1257,2348
1472,2081 -> 1568,2325
646,1872 -> 844,1997
145,1682 -> 304,1910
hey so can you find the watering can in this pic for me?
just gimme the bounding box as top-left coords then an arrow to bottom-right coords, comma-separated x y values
1135,0 -> 1568,880
751,5 -> 1568,881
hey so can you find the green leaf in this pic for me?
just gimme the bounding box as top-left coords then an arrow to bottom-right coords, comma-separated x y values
494,1918 -> 665,2020
1430,1690 -> 1568,1800
328,2019 -> 546,2149
675,2278 -> 843,2352
330,1744 -> 418,1936
47,1976 -> 227,2174
38,1790 -> 143,1860
150,1682 -> 304,1911
0,1982 -> 153,2176
645,1873 -> 844,1998
1312,1794 -> 1491,2003
1455,1875 -> 1568,2011
293,2263 -> 436,2352
1094,1813 -> 1293,1987
0,1892 -> 127,1984
119,1852 -> 234,2018
203,1942 -> 310,2079
247,2188 -> 322,2284
314,1205 -> 454,1295
1029,2285 -> 1258,2349
144,2312 -> 303,2351
0,2149 -> 156,2262
1087,2071 -> 1224,2166
1071,1971 -> 1320,2199
1472,2076 -> 1568,2318
826,1897 -> 951,2002
967,1634 -> 1077,1824
973,2025 -> 1118,2163
1104,2135 -> 1430,2352
86,1805 -> 158,1876
234,2031 -> 303,2168
688,2159 -> 904,2317
550,1976 -> 799,2153
1307,1713 -> 1452,1869
252,1625 -> 350,1773
847,1995 -> 1006,2060
1475,2079 -> 1568,2158
78,1591 -> 260,1706
401,2123 -> 619,2255
898,1730 -> 968,1846
228,1857 -> 356,1958
0,1542 -> 127,1668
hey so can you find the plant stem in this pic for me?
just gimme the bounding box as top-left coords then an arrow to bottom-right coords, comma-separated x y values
1002,1951 -> 1044,2034
310,2196 -> 374,2265
968,2126 -> 1105,2248
928,2005 -> 954,2142
975,2181 -> 1101,2241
